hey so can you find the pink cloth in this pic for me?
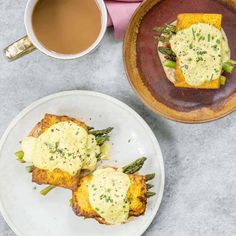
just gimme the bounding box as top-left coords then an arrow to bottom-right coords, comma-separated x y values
105,0 -> 143,40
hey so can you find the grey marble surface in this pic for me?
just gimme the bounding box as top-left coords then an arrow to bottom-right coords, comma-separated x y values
1,1 -> 236,236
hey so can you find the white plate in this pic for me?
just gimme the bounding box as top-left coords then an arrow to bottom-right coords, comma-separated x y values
0,90 -> 164,236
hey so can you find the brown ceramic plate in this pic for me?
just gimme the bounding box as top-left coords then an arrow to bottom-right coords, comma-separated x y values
123,0 -> 236,123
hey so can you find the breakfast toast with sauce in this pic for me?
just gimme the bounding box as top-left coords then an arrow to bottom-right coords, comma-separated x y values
72,174 -> 147,224
72,158 -> 155,224
154,13 -> 235,89
30,114 -> 87,190
174,14 -> 222,89
17,114 -> 112,191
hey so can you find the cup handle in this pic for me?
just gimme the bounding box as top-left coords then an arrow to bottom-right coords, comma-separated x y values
4,35 -> 36,61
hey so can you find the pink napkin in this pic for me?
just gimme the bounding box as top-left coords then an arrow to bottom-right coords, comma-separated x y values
105,0 -> 143,40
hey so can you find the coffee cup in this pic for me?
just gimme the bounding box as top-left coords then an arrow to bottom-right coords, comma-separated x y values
4,0 -> 107,61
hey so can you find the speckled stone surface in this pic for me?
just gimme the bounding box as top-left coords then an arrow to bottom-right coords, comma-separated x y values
1,1 -> 236,235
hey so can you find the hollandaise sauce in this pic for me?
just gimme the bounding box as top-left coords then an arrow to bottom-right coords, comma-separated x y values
170,23 -> 230,86
21,121 -> 100,175
88,168 -> 131,224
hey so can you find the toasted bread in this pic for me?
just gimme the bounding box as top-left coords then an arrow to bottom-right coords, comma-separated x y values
30,114 -> 87,190
72,174 -> 147,224
175,13 -> 222,89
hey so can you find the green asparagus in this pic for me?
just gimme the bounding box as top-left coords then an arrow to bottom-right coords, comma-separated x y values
146,183 -> 154,190
165,24 -> 176,33
164,60 -> 176,68
154,35 -> 170,43
25,165 -> 34,173
229,59 -> 236,65
158,46 -> 176,57
153,26 -> 165,33
40,185 -> 55,196
153,24 -> 176,35
96,135 -> 110,146
220,75 -> 227,85
147,192 -> 156,198
122,157 -> 147,174
222,62 -> 234,73
145,173 -> 155,182
89,127 -> 113,136
15,150 -> 25,163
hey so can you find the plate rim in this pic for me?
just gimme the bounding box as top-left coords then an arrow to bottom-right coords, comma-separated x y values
123,0 -> 236,124
0,90 -> 165,236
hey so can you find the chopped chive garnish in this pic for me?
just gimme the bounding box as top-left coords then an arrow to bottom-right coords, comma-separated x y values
192,28 -> 196,40
208,34 -> 211,42
210,74 -> 214,81
198,36 -> 204,42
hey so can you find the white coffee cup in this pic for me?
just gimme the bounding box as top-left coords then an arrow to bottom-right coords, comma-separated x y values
4,0 -> 107,61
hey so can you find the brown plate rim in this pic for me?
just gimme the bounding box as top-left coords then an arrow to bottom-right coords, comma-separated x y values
123,0 -> 236,124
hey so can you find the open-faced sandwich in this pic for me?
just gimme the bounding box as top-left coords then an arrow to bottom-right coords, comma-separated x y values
15,114 -> 112,191
153,13 -> 236,89
72,157 -> 156,225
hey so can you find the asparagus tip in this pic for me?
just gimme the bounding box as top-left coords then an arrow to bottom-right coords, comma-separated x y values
147,192 -> 156,198
147,183 -> 154,190
220,75 -> 227,85
89,127 -> 113,135
25,165 -> 34,173
222,62 -> 234,73
145,173 -> 155,182
15,150 -> 25,163
122,157 -> 147,174
69,198 -> 72,206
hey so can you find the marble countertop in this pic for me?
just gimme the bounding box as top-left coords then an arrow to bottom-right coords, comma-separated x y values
1,1 -> 236,235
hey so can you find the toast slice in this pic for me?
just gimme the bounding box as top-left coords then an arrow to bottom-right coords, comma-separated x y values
30,114 -> 87,190
72,174 -> 147,224
174,13 -> 222,89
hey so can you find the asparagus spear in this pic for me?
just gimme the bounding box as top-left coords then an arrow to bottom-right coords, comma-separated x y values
90,127 -> 113,146
153,26 -> 165,33
96,135 -> 110,146
15,150 -> 25,163
158,47 -> 176,57
165,24 -> 176,33
229,59 -> 236,65
222,62 -> 234,73
154,35 -> 170,43
122,157 -> 147,174
164,60 -> 176,69
147,192 -> 156,198
40,185 -> 55,196
153,25 -> 176,35
158,47 -> 176,61
89,127 -> 113,136
145,173 -> 155,182
25,165 -> 34,173
220,75 -> 227,85
161,28 -> 173,34
146,183 -> 154,190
